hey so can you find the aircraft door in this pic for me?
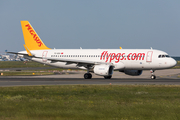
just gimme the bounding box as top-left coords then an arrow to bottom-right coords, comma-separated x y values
42,51 -> 48,62
146,51 -> 153,62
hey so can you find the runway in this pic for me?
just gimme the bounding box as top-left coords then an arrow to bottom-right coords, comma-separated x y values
0,78 -> 180,87
0,69 -> 179,87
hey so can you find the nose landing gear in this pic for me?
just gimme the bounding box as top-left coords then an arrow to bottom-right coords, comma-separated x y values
150,70 -> 156,79
151,75 -> 156,79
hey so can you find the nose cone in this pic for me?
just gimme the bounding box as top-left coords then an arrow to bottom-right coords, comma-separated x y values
170,58 -> 177,68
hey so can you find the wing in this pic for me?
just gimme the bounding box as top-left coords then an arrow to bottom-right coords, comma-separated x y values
40,57 -> 108,66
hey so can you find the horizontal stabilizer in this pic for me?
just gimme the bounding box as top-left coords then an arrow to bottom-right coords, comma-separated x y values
6,52 -> 28,55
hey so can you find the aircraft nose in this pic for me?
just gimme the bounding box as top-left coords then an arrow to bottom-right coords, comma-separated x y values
170,58 -> 177,67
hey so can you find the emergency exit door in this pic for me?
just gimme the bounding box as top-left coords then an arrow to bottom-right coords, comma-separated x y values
42,51 -> 48,62
146,51 -> 153,62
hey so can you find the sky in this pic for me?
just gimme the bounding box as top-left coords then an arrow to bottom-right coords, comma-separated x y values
0,0 -> 180,56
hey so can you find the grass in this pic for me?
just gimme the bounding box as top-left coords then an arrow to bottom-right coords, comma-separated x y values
0,61 -> 49,68
173,61 -> 180,69
172,66 -> 180,69
1,71 -> 55,76
0,61 -> 67,76
0,85 -> 180,120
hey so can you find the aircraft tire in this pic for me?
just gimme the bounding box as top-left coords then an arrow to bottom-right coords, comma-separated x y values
104,75 -> 112,79
84,73 -> 92,79
151,75 -> 156,79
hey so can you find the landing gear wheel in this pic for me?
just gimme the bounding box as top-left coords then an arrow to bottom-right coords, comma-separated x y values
104,75 -> 112,79
150,70 -> 156,79
151,75 -> 156,79
84,73 -> 92,79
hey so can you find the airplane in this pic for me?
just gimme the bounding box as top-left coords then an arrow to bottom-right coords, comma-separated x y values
8,21 -> 177,79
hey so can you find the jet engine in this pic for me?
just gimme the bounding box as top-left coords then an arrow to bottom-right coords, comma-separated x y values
94,64 -> 114,76
120,70 -> 143,76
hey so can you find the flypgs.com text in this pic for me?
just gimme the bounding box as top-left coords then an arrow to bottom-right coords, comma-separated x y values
100,51 -> 145,63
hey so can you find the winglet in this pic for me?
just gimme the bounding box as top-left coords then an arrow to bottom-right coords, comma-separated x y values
23,44 -> 33,56
21,21 -> 51,50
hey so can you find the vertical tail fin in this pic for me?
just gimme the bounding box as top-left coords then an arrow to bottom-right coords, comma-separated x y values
21,21 -> 51,50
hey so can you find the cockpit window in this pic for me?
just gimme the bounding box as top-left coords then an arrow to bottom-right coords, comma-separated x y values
158,54 -> 171,58
158,55 -> 162,58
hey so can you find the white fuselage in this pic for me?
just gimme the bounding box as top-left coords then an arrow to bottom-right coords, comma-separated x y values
20,49 -> 177,71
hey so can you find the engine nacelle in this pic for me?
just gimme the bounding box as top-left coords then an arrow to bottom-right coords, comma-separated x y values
121,70 -> 143,76
94,64 -> 114,76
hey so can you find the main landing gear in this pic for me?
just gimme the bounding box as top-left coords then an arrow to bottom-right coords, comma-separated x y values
150,70 -> 156,79
84,73 -> 92,79
84,73 -> 112,79
84,66 -> 112,79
